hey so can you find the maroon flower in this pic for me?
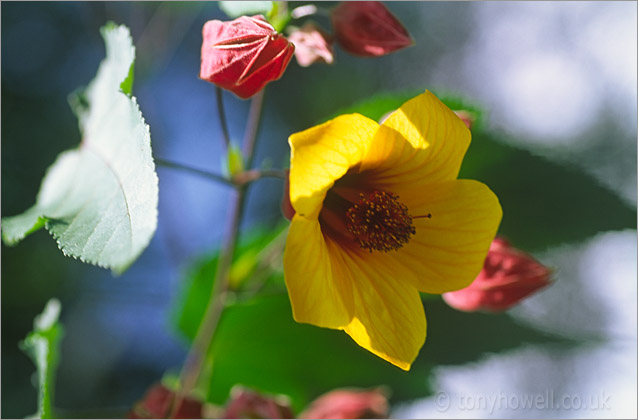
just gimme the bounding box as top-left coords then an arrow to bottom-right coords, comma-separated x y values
200,15 -> 294,98
300,388 -> 389,419
443,238 -> 552,312
331,2 -> 413,57
223,387 -> 294,419
127,383 -> 203,419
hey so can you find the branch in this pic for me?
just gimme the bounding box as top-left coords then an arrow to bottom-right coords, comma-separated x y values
172,88 -> 268,416
155,158 -> 235,187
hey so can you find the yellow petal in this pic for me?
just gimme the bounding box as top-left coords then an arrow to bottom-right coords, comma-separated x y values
360,91 -> 471,190
385,179 -> 502,293
283,215 -> 353,328
339,247 -> 426,371
288,114 -> 379,219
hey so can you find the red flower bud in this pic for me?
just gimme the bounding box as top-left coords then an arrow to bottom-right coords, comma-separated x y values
331,1 -> 413,57
127,383 -> 203,419
288,22 -> 334,67
443,238 -> 552,312
300,388 -> 389,419
200,15 -> 294,99
223,387 -> 294,419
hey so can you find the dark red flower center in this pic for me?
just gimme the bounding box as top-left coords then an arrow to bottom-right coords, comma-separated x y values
345,191 -> 416,252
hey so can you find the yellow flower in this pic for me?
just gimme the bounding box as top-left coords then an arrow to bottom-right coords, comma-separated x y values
283,91 -> 502,370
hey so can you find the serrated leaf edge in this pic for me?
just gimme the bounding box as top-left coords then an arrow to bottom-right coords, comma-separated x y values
46,95 -> 157,274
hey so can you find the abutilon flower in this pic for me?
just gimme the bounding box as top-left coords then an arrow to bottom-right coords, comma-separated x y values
283,91 -> 502,370
443,237 -> 552,312
199,15 -> 294,99
331,1 -> 413,57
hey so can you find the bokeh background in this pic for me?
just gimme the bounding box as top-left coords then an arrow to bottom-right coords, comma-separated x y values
2,1 -> 636,418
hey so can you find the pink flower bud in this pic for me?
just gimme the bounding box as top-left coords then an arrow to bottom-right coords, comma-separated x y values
200,15 -> 295,99
223,387 -> 294,419
443,238 -> 552,312
127,383 -> 203,419
288,22 -> 334,67
331,2 -> 413,57
454,110 -> 475,129
300,388 -> 389,419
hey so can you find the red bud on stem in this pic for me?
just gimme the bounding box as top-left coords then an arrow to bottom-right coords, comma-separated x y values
200,15 -> 294,99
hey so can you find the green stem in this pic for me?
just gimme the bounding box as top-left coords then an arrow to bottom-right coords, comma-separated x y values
155,158 -> 285,187
155,158 -> 235,187
242,90 -> 265,170
216,86 -> 232,150
172,89 -> 267,416
171,187 -> 245,417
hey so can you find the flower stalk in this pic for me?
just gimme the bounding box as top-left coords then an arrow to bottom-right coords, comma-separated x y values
242,89 -> 266,170
172,89 -> 266,417
216,86 -> 232,150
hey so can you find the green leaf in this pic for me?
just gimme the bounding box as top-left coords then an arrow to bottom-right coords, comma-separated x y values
219,1 -> 273,19
172,228 -> 571,411
204,294 -> 428,412
323,90 -> 418,123
172,224 -> 288,341
459,129 -> 637,250
324,89 -> 486,127
1,24 -> 158,274
20,298 -> 64,419
0,207 -> 46,246
120,61 -> 135,96
420,299 -> 575,366
197,294 -> 569,412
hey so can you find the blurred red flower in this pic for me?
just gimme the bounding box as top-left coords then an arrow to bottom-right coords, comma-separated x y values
443,237 -> 552,312
300,388 -> 389,419
331,1 -> 413,57
223,387 -> 294,419
127,383 -> 202,419
200,15 -> 294,98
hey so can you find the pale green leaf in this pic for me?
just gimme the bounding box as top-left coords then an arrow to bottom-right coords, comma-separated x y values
1,24 -> 158,274
219,1 -> 273,18
20,298 -> 64,419
0,207 -> 46,246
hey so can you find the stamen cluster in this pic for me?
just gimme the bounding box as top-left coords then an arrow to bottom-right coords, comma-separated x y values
346,190 -> 416,252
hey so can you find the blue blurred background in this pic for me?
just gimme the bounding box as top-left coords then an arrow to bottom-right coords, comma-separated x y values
2,2 -> 636,418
